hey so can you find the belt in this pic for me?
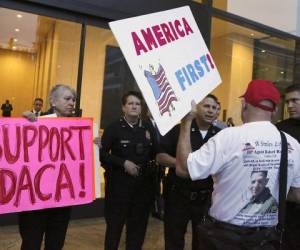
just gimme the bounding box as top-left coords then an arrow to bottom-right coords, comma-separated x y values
209,216 -> 276,233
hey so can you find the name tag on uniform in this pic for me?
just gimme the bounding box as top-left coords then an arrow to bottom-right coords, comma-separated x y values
120,140 -> 130,148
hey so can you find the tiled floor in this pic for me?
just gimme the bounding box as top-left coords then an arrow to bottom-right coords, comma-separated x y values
0,217 -> 192,250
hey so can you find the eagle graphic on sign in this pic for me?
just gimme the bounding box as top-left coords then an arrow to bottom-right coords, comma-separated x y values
144,64 -> 178,116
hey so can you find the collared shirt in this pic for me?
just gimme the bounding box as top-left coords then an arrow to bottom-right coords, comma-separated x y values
32,109 -> 42,117
100,117 -> 159,171
123,116 -> 140,128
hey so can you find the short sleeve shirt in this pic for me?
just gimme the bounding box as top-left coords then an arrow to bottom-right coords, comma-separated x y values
187,121 -> 300,227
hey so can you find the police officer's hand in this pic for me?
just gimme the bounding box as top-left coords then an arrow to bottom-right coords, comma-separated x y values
124,160 -> 140,177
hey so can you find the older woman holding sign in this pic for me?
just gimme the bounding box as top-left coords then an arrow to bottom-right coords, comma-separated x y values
19,84 -> 76,250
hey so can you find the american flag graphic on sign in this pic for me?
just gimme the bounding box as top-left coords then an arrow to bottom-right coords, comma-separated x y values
144,64 -> 178,116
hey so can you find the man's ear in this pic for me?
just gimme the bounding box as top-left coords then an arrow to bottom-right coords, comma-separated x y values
50,97 -> 56,108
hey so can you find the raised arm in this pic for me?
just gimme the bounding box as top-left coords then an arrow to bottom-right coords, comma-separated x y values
175,101 -> 197,178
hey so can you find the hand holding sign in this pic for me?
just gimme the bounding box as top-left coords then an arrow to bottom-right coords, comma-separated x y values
182,100 -> 197,122
22,111 -> 37,122
109,6 -> 221,135
0,118 -> 94,214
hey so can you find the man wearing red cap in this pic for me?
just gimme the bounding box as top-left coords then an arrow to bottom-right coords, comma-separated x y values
175,80 -> 300,249
277,84 -> 300,250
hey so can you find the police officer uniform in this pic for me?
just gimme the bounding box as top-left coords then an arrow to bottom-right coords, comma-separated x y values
161,119 -> 220,250
277,118 -> 300,250
101,117 -> 159,250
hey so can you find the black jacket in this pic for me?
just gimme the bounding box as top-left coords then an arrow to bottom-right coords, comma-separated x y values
276,118 -> 300,143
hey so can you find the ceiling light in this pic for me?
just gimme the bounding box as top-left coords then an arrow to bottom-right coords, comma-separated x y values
14,28 -> 20,32
17,14 -> 23,18
280,71 -> 284,74
261,49 -> 266,53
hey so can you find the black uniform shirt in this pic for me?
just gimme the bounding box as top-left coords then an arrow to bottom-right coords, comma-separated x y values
100,117 -> 159,172
160,119 -> 220,190
276,118 -> 300,143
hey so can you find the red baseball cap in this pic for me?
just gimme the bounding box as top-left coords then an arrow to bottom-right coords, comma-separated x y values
241,80 -> 280,111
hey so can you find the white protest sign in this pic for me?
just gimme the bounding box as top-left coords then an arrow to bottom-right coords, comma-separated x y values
109,6 -> 221,135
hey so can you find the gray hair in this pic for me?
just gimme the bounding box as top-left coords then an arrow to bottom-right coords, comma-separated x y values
49,84 -> 76,104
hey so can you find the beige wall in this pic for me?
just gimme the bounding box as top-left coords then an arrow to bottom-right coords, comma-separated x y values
33,19 -> 81,109
80,27 -> 118,193
211,35 -> 233,120
211,34 -> 254,124
35,28 -> 55,104
0,49 -> 35,116
227,35 -> 253,124
213,0 -> 228,10
81,26 -> 118,125
33,19 -> 118,124
54,21 -> 81,89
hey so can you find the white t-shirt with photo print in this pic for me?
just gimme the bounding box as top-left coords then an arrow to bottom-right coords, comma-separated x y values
187,121 -> 300,227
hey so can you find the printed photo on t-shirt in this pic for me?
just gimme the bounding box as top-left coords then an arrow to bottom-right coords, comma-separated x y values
231,139 -> 283,226
241,171 -> 278,213
231,170 -> 278,226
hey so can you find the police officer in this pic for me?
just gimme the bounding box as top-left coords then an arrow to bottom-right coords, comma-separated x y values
100,91 -> 159,250
276,84 -> 300,250
157,94 -> 220,250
